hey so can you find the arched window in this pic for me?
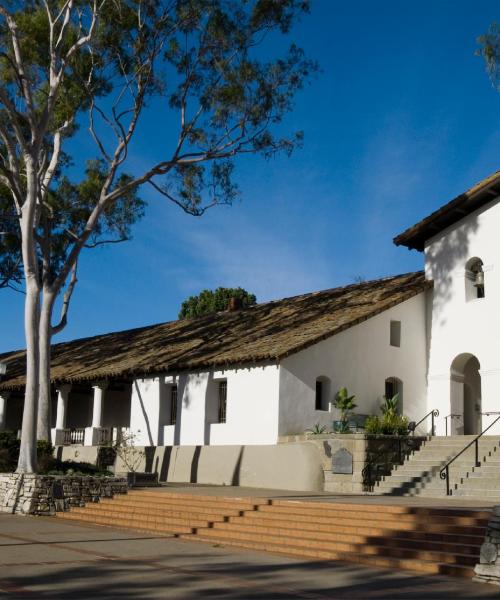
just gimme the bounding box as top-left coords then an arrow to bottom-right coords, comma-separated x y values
465,257 -> 485,301
315,376 -> 331,411
384,377 -> 403,413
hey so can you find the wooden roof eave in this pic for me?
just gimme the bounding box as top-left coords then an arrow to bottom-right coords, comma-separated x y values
394,174 -> 500,251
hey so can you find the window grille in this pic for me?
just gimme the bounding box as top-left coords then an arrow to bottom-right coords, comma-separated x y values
170,385 -> 178,425
218,381 -> 227,423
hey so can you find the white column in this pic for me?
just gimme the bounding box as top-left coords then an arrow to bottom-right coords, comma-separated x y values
55,384 -> 71,429
0,392 -> 10,430
92,383 -> 107,428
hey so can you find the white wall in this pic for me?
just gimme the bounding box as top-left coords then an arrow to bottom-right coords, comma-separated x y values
278,293 -> 428,436
208,365 -> 280,445
133,364 -> 280,446
425,196 -> 500,434
115,442 -> 324,491
130,378 -> 162,446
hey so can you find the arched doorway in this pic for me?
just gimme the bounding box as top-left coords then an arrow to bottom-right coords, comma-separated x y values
450,354 -> 481,435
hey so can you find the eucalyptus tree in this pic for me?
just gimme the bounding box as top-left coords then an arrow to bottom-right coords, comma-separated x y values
0,0 -> 316,472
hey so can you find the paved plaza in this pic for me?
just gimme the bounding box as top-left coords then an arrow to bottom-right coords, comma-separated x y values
0,509 -> 499,599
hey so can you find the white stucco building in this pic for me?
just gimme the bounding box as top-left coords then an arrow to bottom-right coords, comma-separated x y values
1,171 -> 500,446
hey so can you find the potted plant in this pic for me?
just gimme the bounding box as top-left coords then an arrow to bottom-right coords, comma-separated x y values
332,387 -> 357,433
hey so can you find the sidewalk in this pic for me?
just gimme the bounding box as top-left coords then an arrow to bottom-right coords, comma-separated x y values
0,512 -> 498,599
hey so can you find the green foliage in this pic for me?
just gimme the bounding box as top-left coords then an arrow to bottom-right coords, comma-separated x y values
306,423 -> 327,435
365,414 -> 409,436
478,23 -> 500,89
380,394 -> 399,418
179,287 -> 257,319
46,460 -> 113,477
36,439 -> 55,472
0,431 -> 21,472
333,387 -> 357,423
0,0 -> 316,298
0,434 -> 56,472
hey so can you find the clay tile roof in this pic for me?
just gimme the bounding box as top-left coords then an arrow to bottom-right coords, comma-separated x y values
0,271 -> 430,391
394,170 -> 500,251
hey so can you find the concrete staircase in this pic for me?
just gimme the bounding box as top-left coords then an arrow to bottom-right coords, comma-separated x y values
55,490 -> 490,578
374,435 -> 500,498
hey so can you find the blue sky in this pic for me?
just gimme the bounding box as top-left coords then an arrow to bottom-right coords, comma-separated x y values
2,0 -> 500,352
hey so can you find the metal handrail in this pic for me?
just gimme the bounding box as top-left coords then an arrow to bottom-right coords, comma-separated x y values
410,408 -> 439,436
444,413 -> 462,436
440,414 -> 500,495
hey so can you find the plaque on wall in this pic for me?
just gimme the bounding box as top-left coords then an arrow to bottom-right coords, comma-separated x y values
332,447 -> 353,474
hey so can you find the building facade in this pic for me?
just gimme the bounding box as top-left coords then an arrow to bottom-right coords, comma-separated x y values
1,171 -> 500,446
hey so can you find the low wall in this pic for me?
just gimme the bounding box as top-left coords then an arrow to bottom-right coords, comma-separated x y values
51,435 -> 427,494
0,473 -> 127,515
114,442 -> 325,492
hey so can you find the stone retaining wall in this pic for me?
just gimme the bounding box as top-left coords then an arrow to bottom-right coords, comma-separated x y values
475,506 -> 500,585
307,434 -> 427,493
0,473 -> 127,515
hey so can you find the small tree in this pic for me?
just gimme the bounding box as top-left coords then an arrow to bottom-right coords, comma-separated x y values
179,286 -> 256,319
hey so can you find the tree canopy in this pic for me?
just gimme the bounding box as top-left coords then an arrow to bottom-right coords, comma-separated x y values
0,0 -> 316,472
179,287 -> 257,319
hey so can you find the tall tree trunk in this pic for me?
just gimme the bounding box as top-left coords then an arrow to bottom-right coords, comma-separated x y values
17,161 -> 40,473
37,295 -> 55,442
17,277 -> 40,472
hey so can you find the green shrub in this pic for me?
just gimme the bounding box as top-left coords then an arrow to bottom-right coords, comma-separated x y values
364,416 -> 382,434
37,440 -> 56,472
46,460 -> 113,477
365,414 -> 409,435
0,434 -> 112,475
0,431 -> 20,472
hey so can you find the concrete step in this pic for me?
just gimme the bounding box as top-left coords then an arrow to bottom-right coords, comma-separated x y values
102,493 -> 264,511
56,511 -> 193,534
225,514 -> 485,543
62,505 -> 227,527
183,533 -> 474,578
212,521 -> 481,556
56,492 -> 489,580
187,526 -> 479,567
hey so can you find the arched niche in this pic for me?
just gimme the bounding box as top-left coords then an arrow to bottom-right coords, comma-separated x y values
384,377 -> 403,414
450,353 -> 481,435
465,257 -> 485,301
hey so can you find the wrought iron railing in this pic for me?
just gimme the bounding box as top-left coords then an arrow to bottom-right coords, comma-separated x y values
409,408 -> 439,436
444,413 -> 462,436
440,414 -> 500,495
